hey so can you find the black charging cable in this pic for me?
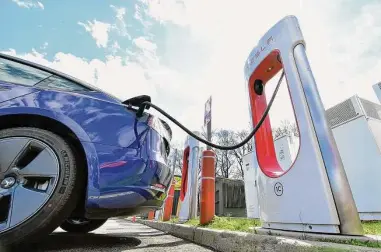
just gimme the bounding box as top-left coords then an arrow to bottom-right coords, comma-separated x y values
136,71 -> 285,150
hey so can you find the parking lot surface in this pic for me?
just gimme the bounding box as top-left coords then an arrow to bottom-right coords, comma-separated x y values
12,218 -> 214,252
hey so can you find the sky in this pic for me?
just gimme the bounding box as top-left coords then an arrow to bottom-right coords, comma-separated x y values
1,0 -> 381,147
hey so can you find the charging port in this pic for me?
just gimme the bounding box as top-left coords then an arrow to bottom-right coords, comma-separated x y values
254,79 -> 264,96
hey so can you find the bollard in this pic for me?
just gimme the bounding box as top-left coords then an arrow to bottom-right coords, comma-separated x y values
132,216 -> 136,222
148,210 -> 155,220
163,178 -> 176,221
200,149 -> 216,225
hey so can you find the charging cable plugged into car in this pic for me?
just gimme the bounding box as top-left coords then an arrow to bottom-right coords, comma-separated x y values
125,70 -> 285,151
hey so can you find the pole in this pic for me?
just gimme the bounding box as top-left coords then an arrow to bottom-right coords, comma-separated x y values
204,96 -> 212,150
207,121 -> 212,150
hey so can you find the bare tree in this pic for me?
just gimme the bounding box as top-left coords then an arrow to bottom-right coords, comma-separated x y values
200,125 -> 254,179
213,130 -> 238,178
168,124 -> 259,180
273,119 -> 299,139
230,130 -> 253,179
168,144 -> 183,176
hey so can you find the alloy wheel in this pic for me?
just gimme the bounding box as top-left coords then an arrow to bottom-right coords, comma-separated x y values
0,137 -> 60,233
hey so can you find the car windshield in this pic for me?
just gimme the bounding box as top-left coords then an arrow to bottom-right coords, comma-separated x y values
0,57 -> 52,86
0,54 -> 123,102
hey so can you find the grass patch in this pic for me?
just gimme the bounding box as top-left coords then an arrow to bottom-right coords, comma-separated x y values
178,216 -> 261,232
319,238 -> 381,249
362,221 -> 381,235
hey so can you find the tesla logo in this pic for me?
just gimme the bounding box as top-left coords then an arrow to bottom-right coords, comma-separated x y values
246,36 -> 275,71
274,182 -> 283,196
279,149 -> 285,160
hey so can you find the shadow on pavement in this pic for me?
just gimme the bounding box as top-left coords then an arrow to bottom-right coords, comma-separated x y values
9,232 -> 142,251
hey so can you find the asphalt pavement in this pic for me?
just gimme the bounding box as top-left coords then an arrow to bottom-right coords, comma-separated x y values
9,218 -> 214,252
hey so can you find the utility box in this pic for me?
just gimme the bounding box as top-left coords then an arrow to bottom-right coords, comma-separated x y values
325,95 -> 381,220
372,83 -> 381,103
242,152 -> 260,219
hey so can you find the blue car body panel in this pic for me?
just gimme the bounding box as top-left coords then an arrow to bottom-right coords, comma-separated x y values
0,55 -> 173,218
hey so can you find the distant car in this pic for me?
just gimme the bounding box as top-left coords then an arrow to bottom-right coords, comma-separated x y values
0,53 -> 173,246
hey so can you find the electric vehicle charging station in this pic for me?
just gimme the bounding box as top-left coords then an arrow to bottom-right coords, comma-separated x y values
245,16 -> 363,235
177,132 -> 200,222
154,210 -> 162,220
325,95 -> 381,221
242,151 -> 260,219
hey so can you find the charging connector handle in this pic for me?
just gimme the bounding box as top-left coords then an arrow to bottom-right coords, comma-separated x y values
138,71 -> 285,150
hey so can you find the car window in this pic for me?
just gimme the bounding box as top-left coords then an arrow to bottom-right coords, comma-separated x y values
35,75 -> 91,92
0,57 -> 52,86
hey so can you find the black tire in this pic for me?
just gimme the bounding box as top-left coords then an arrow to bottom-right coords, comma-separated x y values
60,218 -> 107,233
0,127 -> 83,246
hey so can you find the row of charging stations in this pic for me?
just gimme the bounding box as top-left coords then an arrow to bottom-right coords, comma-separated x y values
158,15 -> 381,237
158,132 -> 201,222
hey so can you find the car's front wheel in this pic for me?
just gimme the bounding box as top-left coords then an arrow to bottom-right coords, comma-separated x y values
0,127 -> 82,246
60,218 -> 108,233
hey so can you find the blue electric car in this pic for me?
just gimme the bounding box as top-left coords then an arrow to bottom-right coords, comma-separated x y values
0,53 -> 173,245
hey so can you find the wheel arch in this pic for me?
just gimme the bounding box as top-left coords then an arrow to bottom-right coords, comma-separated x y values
0,109 -> 99,214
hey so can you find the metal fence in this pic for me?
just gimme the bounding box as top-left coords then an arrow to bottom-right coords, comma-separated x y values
215,177 -> 247,217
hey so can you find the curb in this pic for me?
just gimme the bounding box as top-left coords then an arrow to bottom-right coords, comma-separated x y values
135,219 -> 381,252
254,227 -> 381,245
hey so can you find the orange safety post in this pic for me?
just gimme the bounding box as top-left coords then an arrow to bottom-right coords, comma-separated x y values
163,178 -> 176,221
147,210 -> 155,220
200,149 -> 216,225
